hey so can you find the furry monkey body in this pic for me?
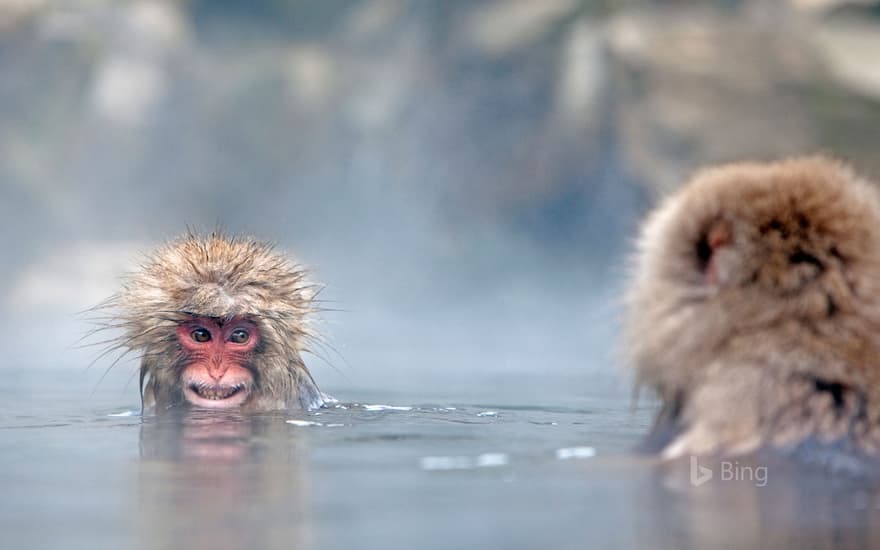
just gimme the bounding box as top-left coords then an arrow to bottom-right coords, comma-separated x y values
105,233 -> 326,412
625,157 -> 880,469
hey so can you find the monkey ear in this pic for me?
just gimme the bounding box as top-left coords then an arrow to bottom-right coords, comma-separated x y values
696,220 -> 731,284
706,221 -> 731,251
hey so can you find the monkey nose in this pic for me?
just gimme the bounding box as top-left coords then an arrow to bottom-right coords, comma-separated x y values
207,360 -> 228,381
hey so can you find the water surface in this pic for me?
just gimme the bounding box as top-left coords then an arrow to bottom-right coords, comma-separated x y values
3,368 -> 878,549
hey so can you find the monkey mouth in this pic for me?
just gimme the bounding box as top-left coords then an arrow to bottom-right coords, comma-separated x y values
185,382 -> 250,408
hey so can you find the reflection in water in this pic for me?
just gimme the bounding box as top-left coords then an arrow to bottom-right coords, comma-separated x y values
8,378 -> 880,549
639,456 -> 880,549
138,411 -> 312,550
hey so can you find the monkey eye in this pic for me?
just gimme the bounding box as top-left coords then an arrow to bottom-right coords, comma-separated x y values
190,328 -> 212,343
229,329 -> 249,344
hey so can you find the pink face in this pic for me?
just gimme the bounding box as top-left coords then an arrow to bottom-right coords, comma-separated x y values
176,316 -> 259,409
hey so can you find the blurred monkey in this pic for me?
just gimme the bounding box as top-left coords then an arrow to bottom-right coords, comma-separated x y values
625,157 -> 880,471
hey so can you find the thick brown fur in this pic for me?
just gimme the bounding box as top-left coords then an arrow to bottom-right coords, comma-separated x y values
625,157 -> 880,469
101,232 -> 326,412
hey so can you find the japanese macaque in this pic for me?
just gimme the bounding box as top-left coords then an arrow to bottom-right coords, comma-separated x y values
102,233 -> 327,412
625,157 -> 880,470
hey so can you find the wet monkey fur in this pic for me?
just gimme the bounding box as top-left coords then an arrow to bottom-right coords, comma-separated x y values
625,157 -> 880,470
99,233 -> 327,412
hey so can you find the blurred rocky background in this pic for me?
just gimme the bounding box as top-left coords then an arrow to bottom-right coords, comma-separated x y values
3,0 -> 880,400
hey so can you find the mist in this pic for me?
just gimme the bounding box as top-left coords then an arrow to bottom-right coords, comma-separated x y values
3,0 -> 880,403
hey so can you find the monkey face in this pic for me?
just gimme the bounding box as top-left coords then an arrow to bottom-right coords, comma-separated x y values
176,316 -> 259,409
106,233 -> 324,413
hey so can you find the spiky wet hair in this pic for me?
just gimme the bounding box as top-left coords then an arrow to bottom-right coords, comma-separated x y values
104,232 -> 325,411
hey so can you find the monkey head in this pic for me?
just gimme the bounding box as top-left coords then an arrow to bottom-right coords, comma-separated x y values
104,233 -> 325,412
